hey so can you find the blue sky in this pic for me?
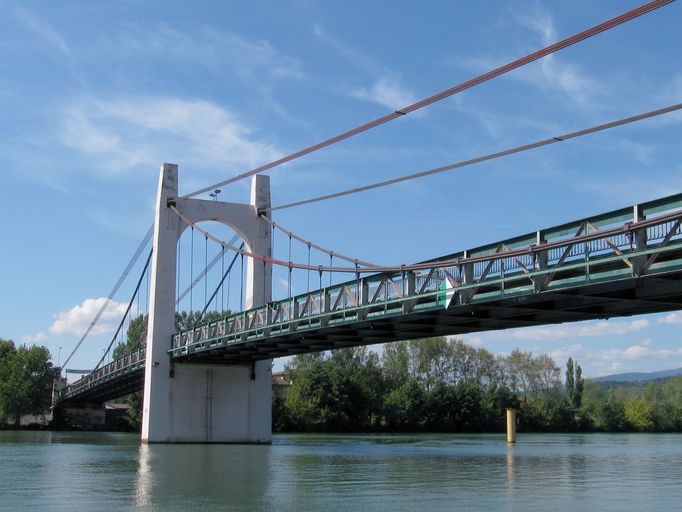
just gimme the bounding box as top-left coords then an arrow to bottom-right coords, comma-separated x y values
1,0 -> 681,379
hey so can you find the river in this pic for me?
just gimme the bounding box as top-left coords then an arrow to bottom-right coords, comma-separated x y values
1,431 -> 681,511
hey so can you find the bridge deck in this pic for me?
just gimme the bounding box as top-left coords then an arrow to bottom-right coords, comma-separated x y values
58,193 -> 682,404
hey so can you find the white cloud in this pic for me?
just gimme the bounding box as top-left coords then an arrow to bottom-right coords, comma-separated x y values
313,24 -> 376,74
658,311 -> 682,324
452,8 -> 605,108
539,340 -> 682,378
21,331 -> 47,344
511,7 -> 605,106
652,348 -> 682,358
622,344 -> 651,360
313,24 -> 418,112
598,343 -> 682,362
17,9 -> 71,57
50,298 -> 127,337
61,96 -> 282,174
548,343 -> 585,362
485,318 -> 649,342
459,334 -> 482,347
116,23 -> 304,82
348,75 -> 417,110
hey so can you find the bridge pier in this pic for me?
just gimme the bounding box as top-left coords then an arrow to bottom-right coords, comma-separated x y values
142,163 -> 272,443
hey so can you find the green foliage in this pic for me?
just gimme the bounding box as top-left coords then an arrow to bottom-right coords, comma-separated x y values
0,339 -> 59,428
566,358 -> 575,404
574,364 -> 584,408
283,350 -> 370,432
624,398 -> 654,431
175,310 -> 226,332
274,337 -> 682,434
384,379 -> 427,431
113,314 -> 148,360
565,358 -> 584,409
597,391 -> 628,432
382,341 -> 409,391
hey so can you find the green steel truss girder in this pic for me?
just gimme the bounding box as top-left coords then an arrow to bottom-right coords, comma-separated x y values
58,348 -> 145,402
58,192 -> 682,403
170,205 -> 682,359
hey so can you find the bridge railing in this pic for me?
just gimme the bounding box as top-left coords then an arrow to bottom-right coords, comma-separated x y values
170,194 -> 682,357
57,347 -> 146,401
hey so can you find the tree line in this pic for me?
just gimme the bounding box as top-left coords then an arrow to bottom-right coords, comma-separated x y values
275,337 -> 682,433
102,317 -> 682,433
5,310 -> 679,434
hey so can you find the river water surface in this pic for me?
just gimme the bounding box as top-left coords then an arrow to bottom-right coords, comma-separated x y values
1,431 -> 681,511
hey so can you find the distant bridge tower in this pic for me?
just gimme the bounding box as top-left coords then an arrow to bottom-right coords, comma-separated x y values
142,163 -> 272,443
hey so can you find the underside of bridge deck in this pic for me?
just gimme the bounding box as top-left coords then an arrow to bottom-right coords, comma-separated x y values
59,366 -> 144,405
174,272 -> 682,365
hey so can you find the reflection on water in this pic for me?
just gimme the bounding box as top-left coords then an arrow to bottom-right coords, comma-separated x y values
134,444 -> 151,508
506,446 -> 515,494
133,441 -> 270,511
1,432 -> 682,511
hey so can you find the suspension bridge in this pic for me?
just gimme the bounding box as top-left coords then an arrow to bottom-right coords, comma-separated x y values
53,0 -> 682,443
59,190 -> 682,398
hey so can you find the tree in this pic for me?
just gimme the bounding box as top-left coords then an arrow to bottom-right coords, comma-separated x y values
451,339 -> 477,383
451,380 -> 483,431
174,310 -> 226,332
536,354 -> 560,400
574,363 -> 584,408
565,357 -> 575,404
0,339 -> 15,424
624,398 -> 654,431
382,341 -> 409,391
284,352 -> 370,432
384,378 -> 427,431
424,382 -> 457,431
598,390 -> 628,432
407,337 -> 451,390
0,339 -> 59,428
564,358 -> 584,408
113,314 -> 148,359
505,349 -> 533,399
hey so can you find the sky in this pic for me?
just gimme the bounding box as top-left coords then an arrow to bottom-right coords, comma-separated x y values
1,0 -> 681,380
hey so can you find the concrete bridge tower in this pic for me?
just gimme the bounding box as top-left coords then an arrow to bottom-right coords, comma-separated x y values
141,163 -> 272,443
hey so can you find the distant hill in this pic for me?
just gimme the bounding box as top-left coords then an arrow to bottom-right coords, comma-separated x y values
592,367 -> 682,383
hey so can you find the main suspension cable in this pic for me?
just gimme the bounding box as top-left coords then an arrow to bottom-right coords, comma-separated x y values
172,202 -> 682,274
171,205 -> 372,272
259,215 -> 376,267
61,224 -> 153,370
267,103 -> 682,212
179,0 -> 673,200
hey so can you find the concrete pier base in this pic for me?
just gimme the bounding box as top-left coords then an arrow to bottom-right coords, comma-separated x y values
145,361 -> 271,443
